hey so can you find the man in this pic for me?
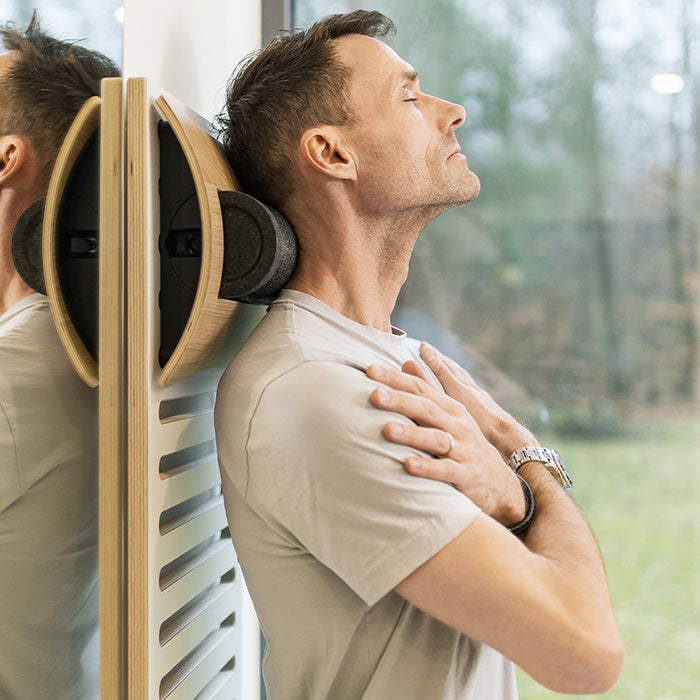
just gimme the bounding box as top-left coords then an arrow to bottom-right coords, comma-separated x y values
0,16 -> 118,699
215,10 -> 623,699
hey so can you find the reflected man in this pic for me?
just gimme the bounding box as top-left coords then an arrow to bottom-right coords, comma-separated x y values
215,10 -> 623,700
0,15 -> 118,699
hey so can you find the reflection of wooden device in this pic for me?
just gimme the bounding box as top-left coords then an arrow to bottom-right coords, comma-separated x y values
43,96 -> 101,387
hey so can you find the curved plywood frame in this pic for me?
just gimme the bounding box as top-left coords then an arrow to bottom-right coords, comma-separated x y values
155,94 -> 253,387
43,96 -> 101,387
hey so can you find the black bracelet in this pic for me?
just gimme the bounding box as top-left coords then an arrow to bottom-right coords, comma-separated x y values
509,475 -> 535,536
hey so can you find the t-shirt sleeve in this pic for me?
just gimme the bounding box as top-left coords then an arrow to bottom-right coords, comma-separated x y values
244,360 -> 480,606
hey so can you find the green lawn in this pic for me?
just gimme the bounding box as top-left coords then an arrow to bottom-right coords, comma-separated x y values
516,418 -> 700,700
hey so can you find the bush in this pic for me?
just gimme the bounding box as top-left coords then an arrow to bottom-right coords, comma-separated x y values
548,401 -> 627,440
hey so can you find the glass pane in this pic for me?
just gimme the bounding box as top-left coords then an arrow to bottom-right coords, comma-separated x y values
0,0 -> 122,65
292,2 -> 700,698
0,3 -> 121,697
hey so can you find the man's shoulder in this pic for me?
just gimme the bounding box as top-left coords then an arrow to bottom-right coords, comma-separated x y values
219,292 -> 378,397
0,297 -> 64,375
217,344 -> 369,431
0,295 -> 94,422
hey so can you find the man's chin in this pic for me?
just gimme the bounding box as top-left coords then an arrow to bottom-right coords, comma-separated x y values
449,174 -> 481,208
464,170 -> 481,201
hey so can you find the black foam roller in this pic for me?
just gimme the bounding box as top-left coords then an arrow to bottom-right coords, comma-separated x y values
218,190 -> 297,305
11,197 -> 46,295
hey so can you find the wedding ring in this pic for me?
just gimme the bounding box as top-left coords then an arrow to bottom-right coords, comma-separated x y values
441,432 -> 455,458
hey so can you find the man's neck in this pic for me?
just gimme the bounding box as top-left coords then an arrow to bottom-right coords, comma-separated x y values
285,214 -> 419,333
0,277 -> 34,316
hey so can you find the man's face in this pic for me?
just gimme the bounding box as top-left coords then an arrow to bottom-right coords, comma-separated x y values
334,34 -> 480,221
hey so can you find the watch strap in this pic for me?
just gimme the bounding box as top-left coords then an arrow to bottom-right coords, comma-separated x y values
509,475 -> 535,536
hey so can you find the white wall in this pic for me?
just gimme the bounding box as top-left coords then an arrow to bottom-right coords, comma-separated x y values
122,0 -> 261,123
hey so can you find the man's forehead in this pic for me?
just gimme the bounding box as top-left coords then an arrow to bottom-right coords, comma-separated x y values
334,34 -> 415,86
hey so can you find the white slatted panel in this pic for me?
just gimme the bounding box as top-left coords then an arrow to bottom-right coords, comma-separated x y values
149,378 -> 239,700
126,77 -> 262,699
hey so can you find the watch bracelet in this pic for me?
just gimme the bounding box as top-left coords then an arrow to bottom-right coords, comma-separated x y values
508,446 -> 573,491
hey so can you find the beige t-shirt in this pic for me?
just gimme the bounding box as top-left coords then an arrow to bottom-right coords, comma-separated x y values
216,290 -> 518,699
0,295 -> 98,699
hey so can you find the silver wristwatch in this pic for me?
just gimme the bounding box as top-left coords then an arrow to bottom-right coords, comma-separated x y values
508,446 -> 573,492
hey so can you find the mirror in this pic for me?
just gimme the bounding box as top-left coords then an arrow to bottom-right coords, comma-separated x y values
0,2 -> 121,697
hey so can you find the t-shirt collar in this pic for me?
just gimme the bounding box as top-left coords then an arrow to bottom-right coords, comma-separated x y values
273,289 -> 408,349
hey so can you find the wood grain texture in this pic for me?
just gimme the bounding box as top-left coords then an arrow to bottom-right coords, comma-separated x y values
126,76 -> 151,699
43,96 -> 100,387
154,94 -> 256,387
98,77 -> 126,700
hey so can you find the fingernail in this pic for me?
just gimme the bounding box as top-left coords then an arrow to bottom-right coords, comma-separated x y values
387,423 -> 404,437
405,458 -> 424,474
374,388 -> 390,404
368,365 -> 384,377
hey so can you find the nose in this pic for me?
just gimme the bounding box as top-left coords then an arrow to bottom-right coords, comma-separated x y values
436,97 -> 465,133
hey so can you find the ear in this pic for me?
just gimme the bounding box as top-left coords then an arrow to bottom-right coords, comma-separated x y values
300,127 -> 357,181
0,135 -> 29,185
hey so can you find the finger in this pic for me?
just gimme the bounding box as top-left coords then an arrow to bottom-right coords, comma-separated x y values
370,386 -> 451,429
403,455 -> 467,486
422,344 -> 512,415
419,345 -> 483,406
440,353 -> 476,383
401,359 -> 430,382
367,364 -> 463,417
420,343 -> 474,381
382,422 -> 456,458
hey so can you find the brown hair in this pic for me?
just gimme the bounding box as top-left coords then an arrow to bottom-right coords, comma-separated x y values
0,12 -> 120,188
217,10 -> 394,211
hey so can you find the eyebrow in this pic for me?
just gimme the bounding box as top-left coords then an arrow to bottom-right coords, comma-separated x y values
401,69 -> 418,85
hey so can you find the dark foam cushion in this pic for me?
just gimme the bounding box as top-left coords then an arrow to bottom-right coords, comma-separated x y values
11,197 -> 46,295
218,191 -> 297,305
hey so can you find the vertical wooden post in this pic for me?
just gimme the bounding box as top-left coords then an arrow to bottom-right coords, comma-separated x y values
99,76 -> 126,700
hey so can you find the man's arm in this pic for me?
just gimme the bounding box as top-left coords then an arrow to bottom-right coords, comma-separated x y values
366,349 -> 623,695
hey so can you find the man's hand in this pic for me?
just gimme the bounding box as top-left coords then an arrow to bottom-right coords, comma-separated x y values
366,362 -> 526,528
417,343 -> 538,460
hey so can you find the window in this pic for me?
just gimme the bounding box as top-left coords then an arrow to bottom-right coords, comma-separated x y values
292,2 -> 699,698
